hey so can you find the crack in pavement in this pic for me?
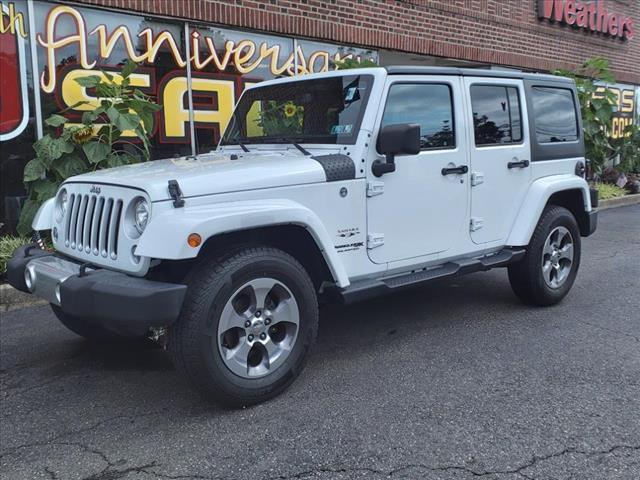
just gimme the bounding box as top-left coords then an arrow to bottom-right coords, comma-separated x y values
83,461 -> 158,480
44,466 -> 58,480
0,409 -> 168,460
1,375 -> 68,400
270,444 -> 640,479
139,470 -> 218,479
6,441 -> 640,480
30,440 -> 157,480
1,411 -> 217,480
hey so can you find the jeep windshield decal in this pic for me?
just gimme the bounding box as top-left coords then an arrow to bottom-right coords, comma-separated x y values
221,74 -> 373,147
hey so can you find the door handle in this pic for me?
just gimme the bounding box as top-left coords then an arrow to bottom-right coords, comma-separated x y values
441,165 -> 468,175
507,159 -> 530,169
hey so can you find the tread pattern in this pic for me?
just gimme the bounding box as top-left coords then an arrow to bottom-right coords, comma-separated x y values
508,205 -> 581,306
169,245 -> 318,406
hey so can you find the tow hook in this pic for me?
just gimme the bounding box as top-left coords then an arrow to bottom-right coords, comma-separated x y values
148,327 -> 168,349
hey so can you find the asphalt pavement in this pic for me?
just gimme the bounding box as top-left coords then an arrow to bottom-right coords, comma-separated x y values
1,205 -> 639,480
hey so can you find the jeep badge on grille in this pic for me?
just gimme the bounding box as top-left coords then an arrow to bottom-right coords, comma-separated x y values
90,185 -> 101,194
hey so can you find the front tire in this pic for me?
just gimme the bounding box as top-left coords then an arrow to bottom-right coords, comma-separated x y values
169,246 -> 318,407
508,206 -> 581,306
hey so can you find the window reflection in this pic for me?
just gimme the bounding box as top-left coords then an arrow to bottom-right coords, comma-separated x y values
381,84 -> 455,149
470,85 -> 522,146
531,87 -> 578,143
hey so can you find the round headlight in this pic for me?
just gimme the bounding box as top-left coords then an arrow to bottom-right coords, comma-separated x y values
55,189 -> 68,222
134,199 -> 150,233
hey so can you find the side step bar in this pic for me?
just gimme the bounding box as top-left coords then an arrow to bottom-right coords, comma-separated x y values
327,248 -> 526,304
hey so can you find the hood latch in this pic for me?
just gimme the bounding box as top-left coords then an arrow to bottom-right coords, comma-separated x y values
168,179 -> 185,208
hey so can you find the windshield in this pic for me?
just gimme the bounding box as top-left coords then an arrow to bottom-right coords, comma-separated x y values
221,74 -> 374,146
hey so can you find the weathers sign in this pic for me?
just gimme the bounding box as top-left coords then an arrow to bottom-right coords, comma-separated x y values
537,0 -> 634,40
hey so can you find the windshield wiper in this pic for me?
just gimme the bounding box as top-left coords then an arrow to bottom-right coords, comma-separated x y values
237,140 -> 250,152
222,137 -> 251,152
279,137 -> 311,156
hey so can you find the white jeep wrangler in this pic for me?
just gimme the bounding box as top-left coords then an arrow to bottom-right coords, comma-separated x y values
9,67 -> 597,406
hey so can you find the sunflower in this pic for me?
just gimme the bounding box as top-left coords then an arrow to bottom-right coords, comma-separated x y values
284,103 -> 297,118
72,126 -> 94,144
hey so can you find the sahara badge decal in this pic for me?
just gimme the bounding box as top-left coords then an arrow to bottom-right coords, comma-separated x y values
337,227 -> 360,238
335,227 -> 363,253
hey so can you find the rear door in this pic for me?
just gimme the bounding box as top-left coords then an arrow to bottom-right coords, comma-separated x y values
463,78 -> 532,244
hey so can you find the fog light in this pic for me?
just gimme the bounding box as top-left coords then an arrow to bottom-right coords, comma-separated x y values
24,266 -> 35,292
187,233 -> 202,248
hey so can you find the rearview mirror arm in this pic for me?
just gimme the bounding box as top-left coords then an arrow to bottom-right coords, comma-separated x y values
372,154 -> 397,177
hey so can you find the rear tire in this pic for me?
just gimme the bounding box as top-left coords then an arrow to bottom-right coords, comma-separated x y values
169,246 -> 318,407
508,205 -> 581,306
50,304 -> 128,342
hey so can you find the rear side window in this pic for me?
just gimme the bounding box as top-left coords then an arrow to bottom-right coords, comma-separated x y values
531,86 -> 579,143
381,83 -> 455,150
470,85 -> 522,146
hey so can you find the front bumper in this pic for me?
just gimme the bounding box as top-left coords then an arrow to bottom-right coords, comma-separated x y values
7,245 -> 187,337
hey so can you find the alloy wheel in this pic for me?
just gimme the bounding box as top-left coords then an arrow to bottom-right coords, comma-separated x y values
216,278 -> 299,378
541,226 -> 574,289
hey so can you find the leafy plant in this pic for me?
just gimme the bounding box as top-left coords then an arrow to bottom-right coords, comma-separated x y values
555,57 -> 640,177
613,123 -> 640,174
595,183 -> 627,200
256,101 -> 304,137
0,235 -> 30,277
17,61 -> 161,236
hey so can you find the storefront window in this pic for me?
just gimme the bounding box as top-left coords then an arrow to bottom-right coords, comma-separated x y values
295,39 -> 377,74
33,1 -> 190,160
1,0 -> 35,233
0,0 -> 378,232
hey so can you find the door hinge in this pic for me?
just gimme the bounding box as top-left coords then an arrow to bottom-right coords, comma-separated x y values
367,233 -> 385,249
470,171 -> 484,186
470,217 -> 484,232
366,181 -> 384,197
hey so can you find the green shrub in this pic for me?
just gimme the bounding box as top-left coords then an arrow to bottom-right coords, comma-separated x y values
596,183 -> 627,200
555,57 -> 640,177
0,235 -> 30,278
17,61 -> 161,236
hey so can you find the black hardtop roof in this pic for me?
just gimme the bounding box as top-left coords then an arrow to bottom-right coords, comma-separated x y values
384,66 -> 573,84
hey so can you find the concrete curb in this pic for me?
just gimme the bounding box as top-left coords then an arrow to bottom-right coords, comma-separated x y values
1,193 -> 638,313
598,193 -> 640,211
0,283 -> 47,312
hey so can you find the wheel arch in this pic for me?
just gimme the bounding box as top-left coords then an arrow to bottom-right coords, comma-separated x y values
546,189 -> 592,237
507,175 -> 592,246
136,199 -> 349,288
196,225 -> 337,291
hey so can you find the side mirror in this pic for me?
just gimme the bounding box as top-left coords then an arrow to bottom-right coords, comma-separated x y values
373,123 -> 421,177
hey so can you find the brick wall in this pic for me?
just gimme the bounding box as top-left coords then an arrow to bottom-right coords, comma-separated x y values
71,0 -> 640,84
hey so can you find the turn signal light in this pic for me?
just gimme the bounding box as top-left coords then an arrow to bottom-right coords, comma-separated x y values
187,233 -> 202,248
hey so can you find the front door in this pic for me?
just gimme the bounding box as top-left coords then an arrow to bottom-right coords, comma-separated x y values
463,78 -> 532,244
367,77 -> 469,264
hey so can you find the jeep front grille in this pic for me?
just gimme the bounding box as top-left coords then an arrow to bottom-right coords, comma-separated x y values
64,194 -> 123,260
53,183 -> 151,276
